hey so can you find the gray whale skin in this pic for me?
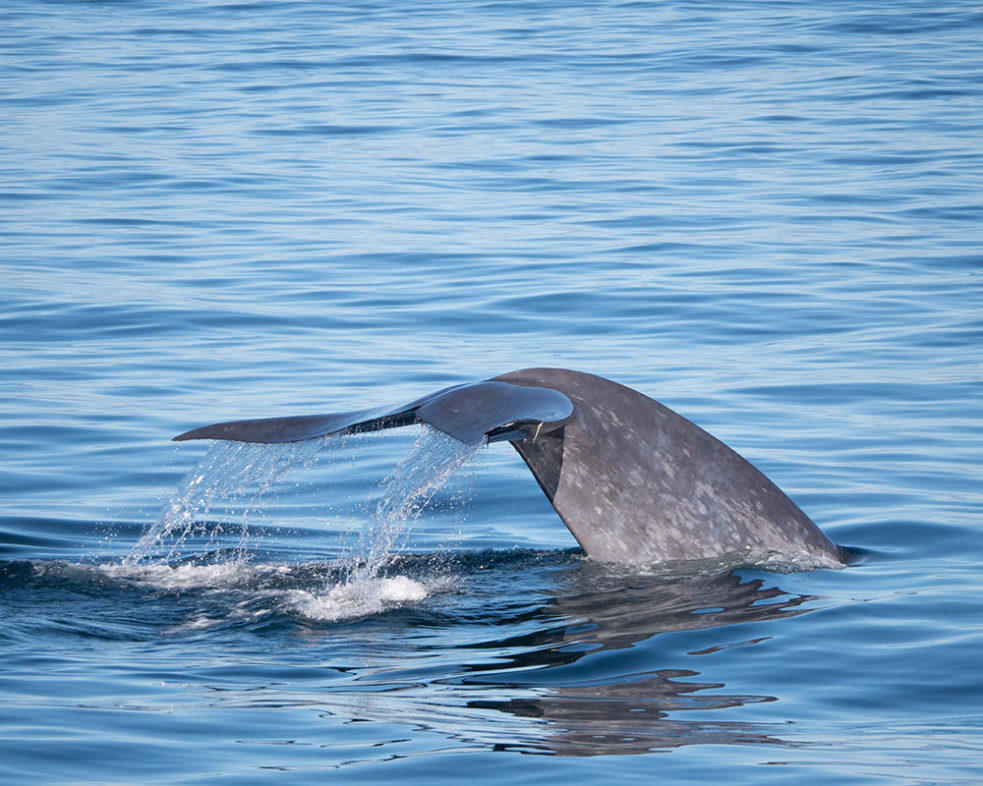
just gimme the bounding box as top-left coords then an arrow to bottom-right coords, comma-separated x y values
174,368 -> 843,566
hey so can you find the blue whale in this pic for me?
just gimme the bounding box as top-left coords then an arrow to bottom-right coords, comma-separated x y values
174,368 -> 842,566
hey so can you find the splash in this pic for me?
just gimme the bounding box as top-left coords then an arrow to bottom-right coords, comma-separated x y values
120,427 -> 479,622
282,576 -> 433,622
283,427 -> 480,621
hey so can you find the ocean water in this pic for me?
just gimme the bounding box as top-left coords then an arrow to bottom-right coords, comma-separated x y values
2,0 -> 982,782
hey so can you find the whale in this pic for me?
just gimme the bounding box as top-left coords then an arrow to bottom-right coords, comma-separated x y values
173,368 -> 843,566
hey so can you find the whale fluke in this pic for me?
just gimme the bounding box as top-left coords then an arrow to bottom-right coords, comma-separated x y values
172,368 -> 842,566
173,381 -> 573,446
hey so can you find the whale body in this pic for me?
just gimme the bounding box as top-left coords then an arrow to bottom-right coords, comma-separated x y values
174,368 -> 842,566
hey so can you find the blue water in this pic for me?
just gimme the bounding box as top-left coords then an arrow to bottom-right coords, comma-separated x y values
2,0 -> 982,782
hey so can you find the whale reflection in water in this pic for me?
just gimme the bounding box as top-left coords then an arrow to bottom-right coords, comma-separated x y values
285,559 -> 820,757
448,566 -> 815,756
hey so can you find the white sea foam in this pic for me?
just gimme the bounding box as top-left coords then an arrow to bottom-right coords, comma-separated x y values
89,559 -> 446,623
284,575 -> 432,622
96,560 -> 270,590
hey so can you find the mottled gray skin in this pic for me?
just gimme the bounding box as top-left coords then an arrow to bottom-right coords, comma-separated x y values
174,367 -> 842,566
494,368 -> 842,564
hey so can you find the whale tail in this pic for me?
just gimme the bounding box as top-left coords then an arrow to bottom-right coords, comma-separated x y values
173,379 -> 574,446
173,368 -> 842,566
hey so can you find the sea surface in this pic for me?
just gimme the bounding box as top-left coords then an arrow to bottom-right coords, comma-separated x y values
2,1 -> 982,783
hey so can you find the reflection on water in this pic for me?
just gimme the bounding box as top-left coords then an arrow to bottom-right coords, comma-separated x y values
442,566 -> 814,755
522,565 -> 813,658
468,670 -> 784,756
222,558 -> 814,757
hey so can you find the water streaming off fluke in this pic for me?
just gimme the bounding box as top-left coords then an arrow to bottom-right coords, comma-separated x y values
119,427 -> 480,621
125,439 -> 324,566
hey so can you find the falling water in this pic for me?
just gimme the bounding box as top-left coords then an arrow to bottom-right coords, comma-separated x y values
124,439 -> 324,566
290,428 -> 481,621
346,427 -> 480,583
118,427 -> 481,621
